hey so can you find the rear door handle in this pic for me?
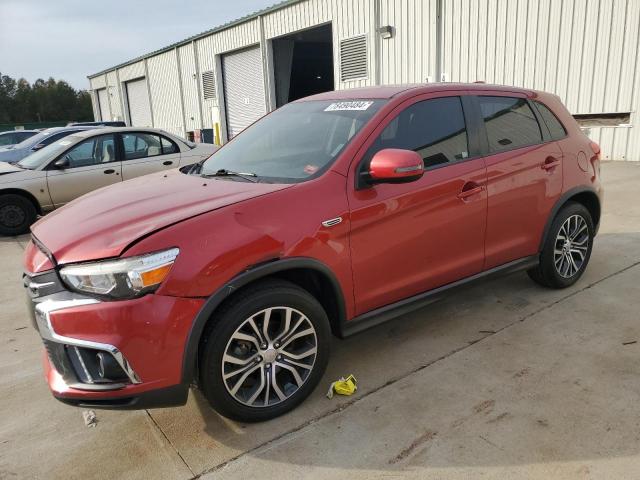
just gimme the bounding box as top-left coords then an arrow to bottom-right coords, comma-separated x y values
457,182 -> 485,200
163,160 -> 173,166
542,157 -> 561,170
103,169 -> 115,174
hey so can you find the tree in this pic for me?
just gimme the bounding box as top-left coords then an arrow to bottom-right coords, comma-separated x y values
0,72 -> 93,124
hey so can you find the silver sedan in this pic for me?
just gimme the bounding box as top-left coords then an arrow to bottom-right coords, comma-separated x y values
0,127 -> 217,235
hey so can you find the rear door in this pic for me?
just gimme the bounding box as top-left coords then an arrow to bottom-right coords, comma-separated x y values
348,94 -> 488,315
474,94 -> 563,269
46,134 -> 122,207
120,132 -> 181,181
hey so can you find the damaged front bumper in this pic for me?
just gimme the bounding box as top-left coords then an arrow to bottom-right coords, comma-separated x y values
25,269 -> 204,409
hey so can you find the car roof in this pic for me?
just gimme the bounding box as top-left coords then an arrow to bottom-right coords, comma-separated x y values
67,126 -> 182,139
0,129 -> 39,134
299,83 -> 538,102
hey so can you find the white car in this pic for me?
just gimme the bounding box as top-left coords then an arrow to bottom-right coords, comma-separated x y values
0,127 -> 217,235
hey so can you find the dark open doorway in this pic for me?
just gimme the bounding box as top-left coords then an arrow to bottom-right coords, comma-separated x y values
272,23 -> 334,107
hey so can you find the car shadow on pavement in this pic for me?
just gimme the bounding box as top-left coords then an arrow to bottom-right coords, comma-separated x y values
172,232 -> 640,476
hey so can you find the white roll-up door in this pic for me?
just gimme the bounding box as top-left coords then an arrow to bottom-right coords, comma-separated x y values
97,89 -> 110,121
126,78 -> 152,127
222,46 -> 267,138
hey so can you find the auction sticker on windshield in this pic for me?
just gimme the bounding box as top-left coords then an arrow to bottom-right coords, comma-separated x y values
325,101 -> 374,112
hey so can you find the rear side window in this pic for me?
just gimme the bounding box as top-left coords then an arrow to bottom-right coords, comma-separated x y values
478,96 -> 542,153
534,101 -> 567,140
364,96 -> 469,169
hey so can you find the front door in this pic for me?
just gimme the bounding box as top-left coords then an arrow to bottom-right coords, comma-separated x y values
474,95 -> 563,269
348,95 -> 488,315
46,133 -> 122,207
120,132 -> 181,181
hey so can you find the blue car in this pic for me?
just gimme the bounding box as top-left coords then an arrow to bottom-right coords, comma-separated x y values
0,130 -> 39,148
0,126 -> 99,163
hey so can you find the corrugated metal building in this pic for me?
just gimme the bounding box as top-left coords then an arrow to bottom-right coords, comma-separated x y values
88,0 -> 640,160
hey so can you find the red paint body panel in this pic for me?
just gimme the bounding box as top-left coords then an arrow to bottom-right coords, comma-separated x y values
25,83 -> 603,406
31,168 -> 292,264
47,295 -> 203,396
24,240 -> 53,273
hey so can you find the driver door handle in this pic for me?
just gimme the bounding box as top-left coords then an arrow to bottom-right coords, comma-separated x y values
103,169 -> 115,174
542,156 -> 561,171
163,160 -> 173,166
457,182 -> 485,200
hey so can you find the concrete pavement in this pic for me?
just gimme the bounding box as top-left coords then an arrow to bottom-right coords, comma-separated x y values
1,162 -> 639,479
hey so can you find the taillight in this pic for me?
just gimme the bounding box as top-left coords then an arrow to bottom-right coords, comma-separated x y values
589,141 -> 601,161
589,141 -> 601,178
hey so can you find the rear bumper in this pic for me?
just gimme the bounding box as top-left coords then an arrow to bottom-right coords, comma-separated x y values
27,271 -> 204,408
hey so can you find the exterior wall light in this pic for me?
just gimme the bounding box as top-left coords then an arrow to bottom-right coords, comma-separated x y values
378,26 -> 394,39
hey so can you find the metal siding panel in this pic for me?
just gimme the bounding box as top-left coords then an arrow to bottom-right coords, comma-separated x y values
106,71 -> 122,120
147,51 -> 184,136
97,89 -> 110,121
222,46 -> 267,137
591,0 -> 613,112
178,43 -> 202,132
611,128 -> 630,161
118,61 -> 145,82
618,1 -> 639,112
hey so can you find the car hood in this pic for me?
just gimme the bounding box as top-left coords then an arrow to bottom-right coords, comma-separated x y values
0,162 -> 23,175
32,169 -> 293,264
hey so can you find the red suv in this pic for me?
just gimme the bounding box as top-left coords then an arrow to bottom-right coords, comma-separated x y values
24,84 -> 602,422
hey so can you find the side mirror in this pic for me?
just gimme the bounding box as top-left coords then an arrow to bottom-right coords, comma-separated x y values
53,157 -> 70,169
368,148 -> 424,184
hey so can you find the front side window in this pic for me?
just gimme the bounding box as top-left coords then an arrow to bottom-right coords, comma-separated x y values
63,134 -> 116,167
478,96 -> 542,153
161,136 -> 179,154
362,96 -> 469,170
534,101 -> 567,141
200,99 -> 385,183
0,134 -> 15,146
122,133 -> 166,160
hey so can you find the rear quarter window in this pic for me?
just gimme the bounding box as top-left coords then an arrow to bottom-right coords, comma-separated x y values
478,96 -> 543,153
534,101 -> 567,140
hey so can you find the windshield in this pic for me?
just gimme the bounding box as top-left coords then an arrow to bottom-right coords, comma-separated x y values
13,129 -> 59,149
18,135 -> 81,169
200,99 -> 385,182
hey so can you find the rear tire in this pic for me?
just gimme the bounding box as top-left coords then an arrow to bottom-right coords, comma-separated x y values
527,202 -> 594,289
199,279 -> 330,422
0,194 -> 37,236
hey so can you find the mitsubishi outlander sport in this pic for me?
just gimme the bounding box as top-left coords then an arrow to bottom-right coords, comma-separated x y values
24,84 -> 602,422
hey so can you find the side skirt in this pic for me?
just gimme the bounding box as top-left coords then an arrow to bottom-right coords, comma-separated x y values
340,255 -> 539,337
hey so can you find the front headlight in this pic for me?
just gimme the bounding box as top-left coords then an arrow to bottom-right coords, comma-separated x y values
59,248 -> 179,298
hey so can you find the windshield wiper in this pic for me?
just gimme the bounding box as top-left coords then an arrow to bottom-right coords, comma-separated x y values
202,169 -> 259,183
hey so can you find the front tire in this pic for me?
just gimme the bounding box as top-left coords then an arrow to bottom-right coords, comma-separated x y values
528,202 -> 594,289
0,194 -> 37,236
199,279 -> 330,422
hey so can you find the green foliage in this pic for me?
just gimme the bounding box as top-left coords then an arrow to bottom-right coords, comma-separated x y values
0,72 -> 93,123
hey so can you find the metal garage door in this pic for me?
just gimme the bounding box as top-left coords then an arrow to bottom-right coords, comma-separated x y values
222,46 -> 267,138
97,88 -> 110,121
126,78 -> 153,127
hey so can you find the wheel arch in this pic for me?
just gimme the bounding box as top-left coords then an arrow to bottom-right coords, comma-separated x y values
181,257 -> 347,385
539,187 -> 601,251
0,188 -> 43,215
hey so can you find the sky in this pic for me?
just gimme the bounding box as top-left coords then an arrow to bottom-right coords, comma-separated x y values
0,0 -> 278,90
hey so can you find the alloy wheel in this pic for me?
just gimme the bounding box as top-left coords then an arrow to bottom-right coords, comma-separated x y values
554,214 -> 589,278
221,306 -> 318,407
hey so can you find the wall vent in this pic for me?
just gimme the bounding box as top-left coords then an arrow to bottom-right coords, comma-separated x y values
340,35 -> 368,81
202,70 -> 216,100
